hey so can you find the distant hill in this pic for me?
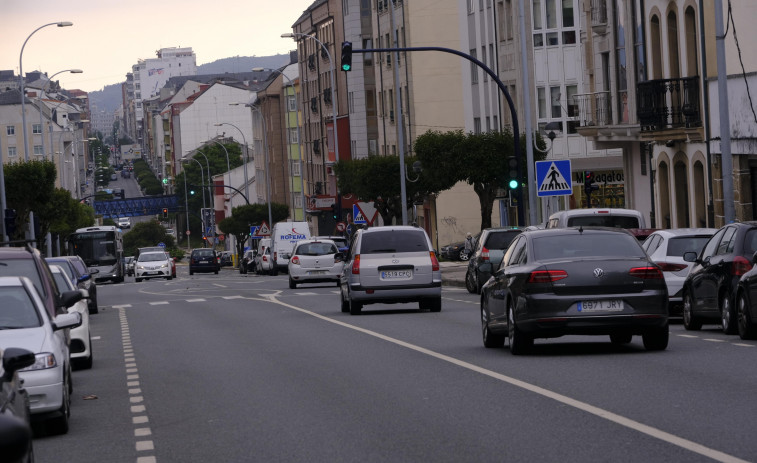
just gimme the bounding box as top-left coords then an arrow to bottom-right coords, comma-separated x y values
88,53 -> 292,115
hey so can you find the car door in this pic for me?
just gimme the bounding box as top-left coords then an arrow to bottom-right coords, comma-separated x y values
490,235 -> 527,325
688,227 -> 727,313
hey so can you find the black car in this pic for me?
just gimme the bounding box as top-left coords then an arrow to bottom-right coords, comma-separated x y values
440,240 -> 469,261
480,227 -> 669,354
189,249 -> 219,275
682,222 -> 757,334
734,252 -> 757,340
465,228 -> 522,294
0,348 -> 35,462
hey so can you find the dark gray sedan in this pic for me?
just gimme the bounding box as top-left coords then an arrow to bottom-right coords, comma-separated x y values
480,227 -> 669,355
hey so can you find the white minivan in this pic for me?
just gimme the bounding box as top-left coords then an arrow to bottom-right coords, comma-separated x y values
270,221 -> 312,275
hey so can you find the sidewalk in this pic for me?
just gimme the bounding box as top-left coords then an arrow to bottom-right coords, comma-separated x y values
440,261 -> 467,288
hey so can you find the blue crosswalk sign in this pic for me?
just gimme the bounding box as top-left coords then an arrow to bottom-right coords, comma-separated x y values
535,160 -> 572,197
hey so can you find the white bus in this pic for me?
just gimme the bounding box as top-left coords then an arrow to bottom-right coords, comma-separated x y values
67,225 -> 125,283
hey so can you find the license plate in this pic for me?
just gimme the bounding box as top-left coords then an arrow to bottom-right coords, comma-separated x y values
308,270 -> 326,275
577,300 -> 624,312
201,259 -> 209,263
380,270 -> 412,280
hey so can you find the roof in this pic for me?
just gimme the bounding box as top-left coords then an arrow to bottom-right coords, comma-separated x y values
0,89 -> 31,106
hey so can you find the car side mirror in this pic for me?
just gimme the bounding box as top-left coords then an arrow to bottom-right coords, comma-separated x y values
52,311 -> 82,331
89,269 -> 100,275
59,289 -> 83,309
78,274 -> 91,283
334,252 -> 344,263
1,348 -> 35,382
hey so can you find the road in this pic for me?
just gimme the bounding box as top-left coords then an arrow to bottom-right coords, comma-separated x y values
33,265 -> 757,462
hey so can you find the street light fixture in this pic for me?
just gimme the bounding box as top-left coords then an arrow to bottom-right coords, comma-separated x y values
251,67 -> 306,220
205,136 -> 232,205
248,105 -> 273,229
213,123 -> 249,201
181,157 -> 207,210
38,69 -> 83,161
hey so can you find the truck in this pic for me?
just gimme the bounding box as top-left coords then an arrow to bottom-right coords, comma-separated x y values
270,221 -> 311,275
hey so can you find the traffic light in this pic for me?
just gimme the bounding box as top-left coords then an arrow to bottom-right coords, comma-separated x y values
507,155 -> 519,189
341,41 -> 353,71
162,208 -> 168,219
584,171 -> 599,206
162,177 -> 168,185
3,208 -> 17,238
331,203 -> 338,220
189,188 -> 195,196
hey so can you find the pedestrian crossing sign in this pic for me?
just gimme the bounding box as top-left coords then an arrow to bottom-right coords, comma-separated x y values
535,160 -> 572,197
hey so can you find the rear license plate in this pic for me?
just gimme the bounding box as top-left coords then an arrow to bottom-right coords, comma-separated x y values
308,270 -> 326,275
577,300 -> 624,312
380,270 -> 412,280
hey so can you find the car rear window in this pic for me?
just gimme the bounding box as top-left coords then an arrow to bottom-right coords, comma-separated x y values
193,250 -> 215,257
296,243 -> 337,256
0,259 -> 46,299
666,236 -> 712,257
532,233 -> 645,261
483,231 -> 521,250
567,215 -> 641,228
360,230 -> 429,254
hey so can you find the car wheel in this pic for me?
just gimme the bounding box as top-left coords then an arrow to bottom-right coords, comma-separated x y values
289,278 -> 297,289
272,268 -> 278,276
610,333 -> 633,345
340,288 -> 350,313
481,304 -> 505,348
166,275 -> 173,280
48,367 -> 71,435
189,270 -> 194,276
465,268 -> 477,294
214,269 -> 219,275
737,292 -> 757,340
88,298 -> 99,314
508,303 -> 532,355
682,291 -> 702,331
349,297 -> 363,315
135,278 -> 142,283
642,324 -> 669,351
459,250 -> 470,261
721,292 -> 738,334
420,297 -> 442,312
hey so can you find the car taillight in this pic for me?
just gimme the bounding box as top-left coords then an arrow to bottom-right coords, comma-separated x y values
629,266 -> 664,279
732,256 -> 752,276
429,251 -> 440,271
291,256 -> 300,265
655,262 -> 688,272
262,256 -> 268,262
352,255 -> 361,274
527,270 -> 568,283
481,246 -> 490,261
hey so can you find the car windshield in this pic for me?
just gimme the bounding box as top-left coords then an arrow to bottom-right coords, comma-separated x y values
193,250 -> 215,257
139,253 -> 168,262
361,230 -> 429,254
0,260 -> 45,299
52,271 -> 75,291
532,233 -> 645,260
296,243 -> 338,256
0,286 -> 42,329
666,236 -> 713,257
567,215 -> 641,228
483,231 -> 521,249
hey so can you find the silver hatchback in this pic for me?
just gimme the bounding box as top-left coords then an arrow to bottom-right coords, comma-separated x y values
288,239 -> 344,288
339,226 -> 442,315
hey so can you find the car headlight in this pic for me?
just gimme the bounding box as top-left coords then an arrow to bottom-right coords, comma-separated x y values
137,265 -> 145,270
21,353 -> 57,371
160,263 -> 168,269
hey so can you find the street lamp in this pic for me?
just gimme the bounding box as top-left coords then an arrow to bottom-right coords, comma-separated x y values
281,32 -> 341,186
248,105 -> 273,229
38,69 -> 83,161
205,137 -> 231,206
213,123 -> 249,201
181,157 -> 206,210
195,151 -> 212,209
251,67 -> 306,220
18,21 -> 72,245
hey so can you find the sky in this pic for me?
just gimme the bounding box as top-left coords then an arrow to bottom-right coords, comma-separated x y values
2,0 -> 315,93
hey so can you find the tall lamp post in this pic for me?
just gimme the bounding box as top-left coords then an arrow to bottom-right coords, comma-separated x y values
213,123 -> 249,201
181,158 -> 207,210
248,105 -> 273,229
251,67 -> 306,220
281,32 -> 340,185
37,69 -> 82,161
195,151 -> 212,210
205,137 -> 231,206
18,21 -> 73,245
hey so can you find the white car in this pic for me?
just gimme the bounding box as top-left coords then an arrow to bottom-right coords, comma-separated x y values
0,276 -> 82,435
117,217 -> 131,229
135,251 -> 173,282
49,265 -> 93,370
642,228 -> 718,315
287,239 -> 344,288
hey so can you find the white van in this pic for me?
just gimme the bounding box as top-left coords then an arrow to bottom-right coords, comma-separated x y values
270,222 -> 312,275
545,208 -> 646,229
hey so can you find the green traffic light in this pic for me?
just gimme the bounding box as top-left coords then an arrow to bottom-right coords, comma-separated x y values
189,190 -> 195,195
508,179 -> 518,189
162,178 -> 168,184
341,63 -> 351,71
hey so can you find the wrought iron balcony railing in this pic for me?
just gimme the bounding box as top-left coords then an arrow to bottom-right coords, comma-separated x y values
637,76 -> 701,131
573,91 -> 611,127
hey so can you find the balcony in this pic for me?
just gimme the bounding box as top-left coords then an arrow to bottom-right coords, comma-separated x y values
591,0 -> 608,34
637,76 -> 701,132
574,91 -> 611,128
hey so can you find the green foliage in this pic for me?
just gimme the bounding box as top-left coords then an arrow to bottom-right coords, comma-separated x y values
132,159 -> 163,195
3,160 -> 57,243
168,248 -> 185,261
123,220 -> 176,256
42,189 -> 95,243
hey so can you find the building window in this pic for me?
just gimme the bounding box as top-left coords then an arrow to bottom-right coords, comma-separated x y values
6,126 -> 14,135
474,117 -> 481,134
289,128 -> 299,144
363,38 -> 373,66
533,0 -> 543,30
470,49 -> 478,84
287,95 -> 297,111
481,46 -> 487,81
8,146 -> 16,157
291,160 -> 301,176
551,86 -> 561,118
537,87 -> 547,118
486,117 -> 491,132
294,194 -> 303,209
33,145 -> 43,156
468,0 -> 475,14
32,124 -> 42,134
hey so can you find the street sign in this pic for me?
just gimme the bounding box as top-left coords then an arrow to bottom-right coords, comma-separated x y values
186,230 -> 191,235
536,160 -> 572,197
158,242 -> 166,248
336,221 -> 346,232
258,221 -> 271,236
352,204 -> 366,224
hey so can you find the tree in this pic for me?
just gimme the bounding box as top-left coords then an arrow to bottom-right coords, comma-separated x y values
43,189 -> 95,248
4,160 -> 57,244
217,203 -> 289,263
123,220 -> 175,257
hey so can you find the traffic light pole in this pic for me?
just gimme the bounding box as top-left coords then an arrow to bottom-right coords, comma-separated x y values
345,45 -> 524,226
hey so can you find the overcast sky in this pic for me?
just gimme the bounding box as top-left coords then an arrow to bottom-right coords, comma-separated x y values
2,0 -> 314,93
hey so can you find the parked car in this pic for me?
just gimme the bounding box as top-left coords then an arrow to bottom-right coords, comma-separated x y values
254,239 -> 272,275
219,251 -> 233,267
440,240 -> 469,261
124,256 -> 135,276
117,217 -> 131,229
134,251 -> 173,282
480,228 -> 669,355
189,249 -> 219,275
0,347 -> 35,462
339,225 -> 442,315
49,265 -> 93,370
240,250 -> 256,274
734,253 -> 757,340
641,228 -> 717,315
45,256 -> 99,314
0,276 -> 82,435
288,239 -> 344,288
165,252 -> 176,279
465,227 -> 523,294
682,222 -> 757,333
314,235 -> 349,253
545,208 -> 646,229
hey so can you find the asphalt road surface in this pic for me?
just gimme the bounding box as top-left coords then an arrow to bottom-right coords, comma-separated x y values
33,265 -> 757,463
